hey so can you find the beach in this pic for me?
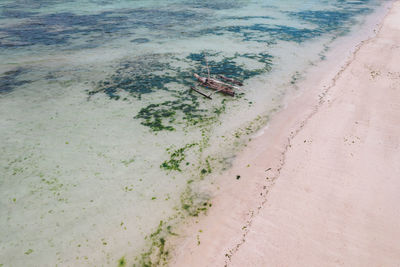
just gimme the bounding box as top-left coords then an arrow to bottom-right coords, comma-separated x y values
0,0 -> 397,266
170,1 -> 400,266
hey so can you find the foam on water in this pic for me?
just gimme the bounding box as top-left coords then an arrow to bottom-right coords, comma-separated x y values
0,0 -> 390,265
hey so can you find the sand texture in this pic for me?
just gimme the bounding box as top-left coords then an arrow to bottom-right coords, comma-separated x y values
170,1 -> 400,266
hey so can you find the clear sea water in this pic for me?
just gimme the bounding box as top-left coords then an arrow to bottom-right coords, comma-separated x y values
0,0 -> 389,266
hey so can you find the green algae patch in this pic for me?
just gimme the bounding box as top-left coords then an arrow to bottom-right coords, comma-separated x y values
121,157 -> 135,166
24,249 -> 34,255
186,52 -> 273,81
135,103 -> 177,132
89,55 -> 179,100
135,221 -> 170,267
124,185 -> 134,192
166,225 -> 178,236
135,97 -> 201,132
232,114 -> 270,140
118,256 -> 126,267
130,186 -> 212,266
161,143 -> 197,172
135,91 -> 217,133
180,187 -> 212,217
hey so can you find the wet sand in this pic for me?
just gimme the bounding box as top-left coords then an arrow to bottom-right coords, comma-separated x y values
170,1 -> 400,266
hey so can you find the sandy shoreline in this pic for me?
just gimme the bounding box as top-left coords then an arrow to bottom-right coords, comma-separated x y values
169,1 -> 400,266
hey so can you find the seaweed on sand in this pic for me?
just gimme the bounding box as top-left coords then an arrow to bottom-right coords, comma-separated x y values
160,143 -> 197,171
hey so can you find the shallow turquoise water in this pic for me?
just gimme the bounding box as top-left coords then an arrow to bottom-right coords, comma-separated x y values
0,0 -> 388,266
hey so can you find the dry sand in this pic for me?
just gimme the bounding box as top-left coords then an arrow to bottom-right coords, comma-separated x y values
170,1 -> 400,266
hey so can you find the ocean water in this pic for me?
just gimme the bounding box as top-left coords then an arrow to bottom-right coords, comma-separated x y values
0,0 -> 389,266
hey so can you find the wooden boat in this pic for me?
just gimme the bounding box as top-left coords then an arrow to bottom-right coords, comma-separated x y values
193,73 -> 235,97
